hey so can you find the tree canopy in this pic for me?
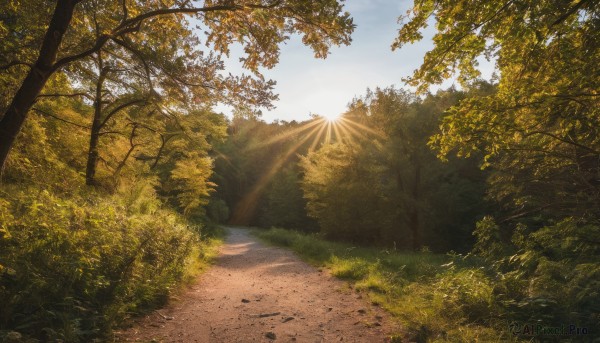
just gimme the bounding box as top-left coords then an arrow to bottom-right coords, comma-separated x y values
0,0 -> 355,171
395,0 -> 600,224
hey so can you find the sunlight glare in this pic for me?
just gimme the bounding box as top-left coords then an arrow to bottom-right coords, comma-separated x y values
321,112 -> 341,122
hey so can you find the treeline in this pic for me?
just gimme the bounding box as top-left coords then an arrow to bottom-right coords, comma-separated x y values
212,86 -> 490,253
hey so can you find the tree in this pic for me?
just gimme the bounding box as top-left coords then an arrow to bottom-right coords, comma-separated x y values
300,142 -> 391,243
395,0 -> 600,224
395,1 -> 600,329
342,87 -> 488,250
70,5 -> 227,185
346,88 -> 425,249
0,0 -> 354,172
260,165 -> 316,231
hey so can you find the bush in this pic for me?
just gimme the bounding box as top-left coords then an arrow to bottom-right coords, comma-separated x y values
507,219 -> 600,329
472,217 -> 600,335
0,186 -> 201,342
433,268 -> 494,324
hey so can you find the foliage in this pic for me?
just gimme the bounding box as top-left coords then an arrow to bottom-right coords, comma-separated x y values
300,87 -> 488,250
432,268 -> 494,324
396,2 -> 600,338
3,108 -> 87,191
481,217 -> 600,331
397,0 -> 600,225
170,154 -> 216,217
301,142 -> 392,243
0,57 -> 223,342
0,0 -> 356,170
0,185 -> 218,342
260,166 -> 316,231
205,197 -> 230,224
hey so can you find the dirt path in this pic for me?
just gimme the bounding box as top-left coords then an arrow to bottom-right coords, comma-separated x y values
119,227 -> 394,342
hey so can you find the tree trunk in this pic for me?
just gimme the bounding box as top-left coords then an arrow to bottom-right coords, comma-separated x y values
85,64 -> 107,186
85,118 -> 102,186
410,159 -> 421,251
0,0 -> 78,173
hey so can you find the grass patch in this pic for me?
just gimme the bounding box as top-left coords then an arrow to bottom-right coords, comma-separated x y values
182,225 -> 226,284
254,227 -> 519,342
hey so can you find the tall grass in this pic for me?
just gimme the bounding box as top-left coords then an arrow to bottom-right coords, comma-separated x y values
254,227 -> 519,342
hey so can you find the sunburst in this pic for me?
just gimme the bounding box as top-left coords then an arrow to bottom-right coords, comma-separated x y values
321,112 -> 341,122
226,114 -> 378,225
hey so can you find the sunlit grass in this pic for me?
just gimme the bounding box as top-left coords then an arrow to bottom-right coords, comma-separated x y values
253,227 -> 521,342
182,225 -> 226,284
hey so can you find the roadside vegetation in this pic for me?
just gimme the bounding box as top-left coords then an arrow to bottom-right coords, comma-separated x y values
255,227 -> 592,342
0,180 -> 224,342
254,228 -> 501,342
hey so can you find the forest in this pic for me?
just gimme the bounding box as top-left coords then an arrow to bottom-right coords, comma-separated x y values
1,0 -> 599,342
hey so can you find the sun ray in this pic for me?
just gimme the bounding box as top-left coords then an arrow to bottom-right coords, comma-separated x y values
228,115 -> 387,225
309,121 -> 328,151
331,120 -> 343,144
339,116 -> 386,139
213,150 -> 235,167
335,121 -> 357,145
245,118 -> 325,152
337,119 -> 367,141
325,121 -> 332,144
229,123 -> 322,225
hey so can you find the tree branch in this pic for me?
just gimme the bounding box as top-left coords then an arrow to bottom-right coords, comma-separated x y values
551,0 -> 592,26
114,4 -> 242,35
32,107 -> 90,129
0,61 -> 33,70
100,98 -> 147,128
524,130 -> 600,155
151,133 -> 177,169
54,1 -> 284,76
418,0 -> 514,76
111,37 -> 156,93
53,34 -> 111,71
120,0 -> 129,24
37,92 -> 92,100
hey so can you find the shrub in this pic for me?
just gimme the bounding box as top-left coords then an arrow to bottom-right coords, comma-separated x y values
0,186 -> 201,342
433,268 -> 494,324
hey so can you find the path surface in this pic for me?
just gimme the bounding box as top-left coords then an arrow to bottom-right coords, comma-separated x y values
119,227 -> 394,342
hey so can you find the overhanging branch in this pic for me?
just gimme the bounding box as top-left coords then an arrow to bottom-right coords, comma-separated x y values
32,107 -> 90,129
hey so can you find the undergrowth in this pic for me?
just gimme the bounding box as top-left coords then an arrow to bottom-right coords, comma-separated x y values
0,185 -> 223,342
254,227 -> 520,342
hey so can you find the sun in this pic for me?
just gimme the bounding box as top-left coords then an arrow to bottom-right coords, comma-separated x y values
321,112 -> 341,122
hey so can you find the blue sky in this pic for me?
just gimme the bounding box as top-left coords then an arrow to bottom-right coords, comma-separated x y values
216,0 -> 493,122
